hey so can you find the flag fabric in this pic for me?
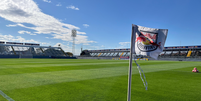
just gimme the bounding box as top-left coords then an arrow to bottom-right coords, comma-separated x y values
131,24 -> 168,59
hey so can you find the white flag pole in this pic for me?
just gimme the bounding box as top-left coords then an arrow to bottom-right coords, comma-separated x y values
127,24 -> 135,101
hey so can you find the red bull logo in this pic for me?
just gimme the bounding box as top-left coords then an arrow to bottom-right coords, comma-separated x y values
136,32 -> 161,52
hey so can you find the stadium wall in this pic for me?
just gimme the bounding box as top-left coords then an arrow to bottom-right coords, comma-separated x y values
78,56 -> 201,61
77,57 -> 117,60
157,57 -> 201,61
0,55 -> 19,58
50,56 -> 77,59
0,55 -> 77,59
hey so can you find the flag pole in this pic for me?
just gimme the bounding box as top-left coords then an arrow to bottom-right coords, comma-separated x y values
127,24 -> 135,101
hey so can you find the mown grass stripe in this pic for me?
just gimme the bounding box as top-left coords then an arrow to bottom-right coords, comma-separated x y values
1,61 -> 198,70
0,61 -> 198,91
0,62 -> 129,69
0,59 -> 201,101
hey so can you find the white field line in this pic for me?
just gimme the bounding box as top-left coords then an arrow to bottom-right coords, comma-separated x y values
0,90 -> 14,101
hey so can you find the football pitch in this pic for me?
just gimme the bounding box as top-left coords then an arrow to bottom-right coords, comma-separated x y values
0,59 -> 200,101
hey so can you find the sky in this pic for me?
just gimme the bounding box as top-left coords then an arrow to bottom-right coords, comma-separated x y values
0,0 -> 201,55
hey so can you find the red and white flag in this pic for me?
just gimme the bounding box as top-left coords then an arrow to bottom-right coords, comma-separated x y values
127,24 -> 168,101
131,24 -> 168,59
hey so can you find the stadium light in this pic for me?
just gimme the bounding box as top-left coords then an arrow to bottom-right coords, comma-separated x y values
71,29 -> 77,55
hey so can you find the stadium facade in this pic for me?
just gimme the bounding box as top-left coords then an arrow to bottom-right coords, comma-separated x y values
0,41 -> 76,59
80,45 -> 201,60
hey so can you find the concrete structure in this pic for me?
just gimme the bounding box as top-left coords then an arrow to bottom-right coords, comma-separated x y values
0,41 -> 76,59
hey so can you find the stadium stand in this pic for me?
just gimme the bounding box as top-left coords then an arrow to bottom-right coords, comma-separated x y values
0,41 -> 76,59
80,45 -> 201,60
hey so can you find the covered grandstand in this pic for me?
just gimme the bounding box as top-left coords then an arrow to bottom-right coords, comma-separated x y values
80,45 -> 201,60
160,46 -> 201,58
0,41 -> 76,59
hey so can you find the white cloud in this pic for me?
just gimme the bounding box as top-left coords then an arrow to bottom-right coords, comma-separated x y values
83,24 -> 89,28
53,43 -> 81,55
119,42 -> 130,46
6,24 -> 17,27
54,43 -> 70,51
56,3 -> 62,6
18,30 -> 36,35
43,0 -> 51,3
0,34 -> 48,45
52,33 -> 96,45
66,5 -> 79,10
18,30 -> 30,34
0,0 -> 94,45
85,47 -> 97,50
119,42 -> 130,48
29,33 -> 36,35
77,31 -> 86,35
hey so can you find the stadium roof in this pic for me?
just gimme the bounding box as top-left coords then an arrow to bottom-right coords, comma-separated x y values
0,43 -> 59,48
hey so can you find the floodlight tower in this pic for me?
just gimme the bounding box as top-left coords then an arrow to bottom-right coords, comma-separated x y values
71,29 -> 77,55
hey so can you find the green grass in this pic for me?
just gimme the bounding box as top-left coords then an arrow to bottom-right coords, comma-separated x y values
0,59 -> 201,101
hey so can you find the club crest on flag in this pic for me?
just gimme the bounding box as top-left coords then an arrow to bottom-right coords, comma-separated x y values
136,31 -> 161,52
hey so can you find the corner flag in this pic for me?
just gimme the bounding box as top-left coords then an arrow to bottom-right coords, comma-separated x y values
127,24 -> 168,101
132,24 -> 168,59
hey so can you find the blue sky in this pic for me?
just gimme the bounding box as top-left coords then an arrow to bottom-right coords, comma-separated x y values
0,0 -> 201,55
